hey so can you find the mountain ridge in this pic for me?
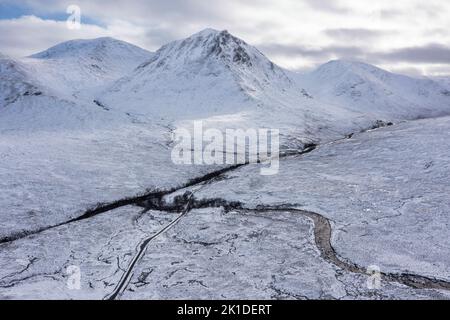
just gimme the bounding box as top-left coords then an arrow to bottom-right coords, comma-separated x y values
29,37 -> 152,60
1,30 -> 449,142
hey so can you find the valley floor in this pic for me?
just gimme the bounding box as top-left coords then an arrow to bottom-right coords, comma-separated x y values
0,116 -> 449,299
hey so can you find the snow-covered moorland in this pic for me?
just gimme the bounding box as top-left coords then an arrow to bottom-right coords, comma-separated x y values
0,28 -> 449,299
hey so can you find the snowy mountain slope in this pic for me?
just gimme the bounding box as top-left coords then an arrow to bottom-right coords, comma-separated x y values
30,37 -> 150,61
99,29 -> 291,117
181,115 -> 450,285
3,31 -> 448,141
1,30 -> 450,230
0,62 -> 127,133
2,31 -> 450,300
101,29 -> 287,114
0,54 -> 96,131
97,29 -> 366,146
2,31 -> 449,136
2,116 -> 450,300
0,55 -> 44,108
0,38 -> 155,132
434,76 -> 450,93
26,37 -> 153,98
98,30 -> 450,148
1,38 -> 153,109
293,60 -> 450,119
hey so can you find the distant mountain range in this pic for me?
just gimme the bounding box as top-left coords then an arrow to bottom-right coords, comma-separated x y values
1,28 -> 449,145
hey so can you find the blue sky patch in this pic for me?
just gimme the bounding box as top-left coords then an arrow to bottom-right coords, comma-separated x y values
0,2 -> 105,27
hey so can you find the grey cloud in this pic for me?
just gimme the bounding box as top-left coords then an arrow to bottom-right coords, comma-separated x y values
258,43 -> 365,60
301,0 -> 350,13
424,28 -> 450,38
377,9 -> 403,19
413,3 -> 445,19
143,28 -> 181,49
375,44 -> 450,64
324,28 -> 388,41
260,41 -> 450,69
387,66 -> 426,77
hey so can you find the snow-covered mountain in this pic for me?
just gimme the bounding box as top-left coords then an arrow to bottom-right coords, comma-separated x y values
26,37 -> 153,97
294,60 -> 450,119
0,38 -> 154,131
1,29 -> 449,139
434,76 -> 450,92
0,54 -> 43,107
99,29 -> 298,118
2,29 -> 450,300
0,38 -> 153,108
96,29 -> 364,145
95,29 -> 449,145
31,37 -> 150,61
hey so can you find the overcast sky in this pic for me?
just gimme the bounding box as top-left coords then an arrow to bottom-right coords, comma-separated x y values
1,0 -> 449,76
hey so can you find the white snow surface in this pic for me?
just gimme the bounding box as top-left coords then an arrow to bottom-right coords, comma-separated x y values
1,29 -> 450,299
2,206 -> 448,300
189,116 -> 450,282
28,37 -> 153,96
293,60 -> 450,120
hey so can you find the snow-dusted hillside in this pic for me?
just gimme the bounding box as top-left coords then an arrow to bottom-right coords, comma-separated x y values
1,29 -> 450,300
434,76 -> 450,93
1,116 -> 450,300
1,30 -> 449,230
1,38 -> 153,107
294,60 -> 450,120
98,30 -> 449,146
2,30 -> 449,141
99,29 -> 297,118
0,55 -> 44,108
27,37 -> 153,96
0,38 -> 154,132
